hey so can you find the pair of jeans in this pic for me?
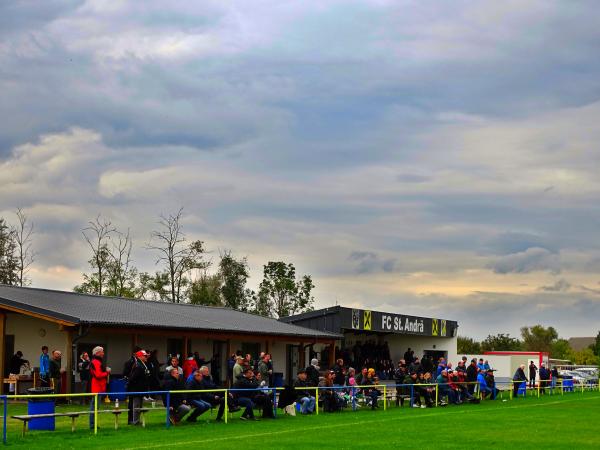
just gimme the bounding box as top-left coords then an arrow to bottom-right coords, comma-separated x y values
300,396 -> 315,414
188,399 -> 211,420
237,397 -> 254,418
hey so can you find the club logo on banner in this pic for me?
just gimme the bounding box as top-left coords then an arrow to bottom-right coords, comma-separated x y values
432,319 -> 439,336
363,310 -> 372,330
352,309 -> 360,329
441,319 -> 447,337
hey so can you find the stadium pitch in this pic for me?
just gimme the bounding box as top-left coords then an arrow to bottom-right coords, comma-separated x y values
4,391 -> 599,449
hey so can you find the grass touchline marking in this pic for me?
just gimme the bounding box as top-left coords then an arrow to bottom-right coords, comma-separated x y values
126,395 -> 600,450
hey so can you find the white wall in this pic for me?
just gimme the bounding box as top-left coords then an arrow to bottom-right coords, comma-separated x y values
5,313 -> 69,370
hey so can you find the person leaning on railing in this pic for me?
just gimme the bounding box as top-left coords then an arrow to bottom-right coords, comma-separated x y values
319,371 -> 344,412
233,367 -> 275,420
512,364 -> 528,397
360,369 -> 381,410
416,372 -> 434,408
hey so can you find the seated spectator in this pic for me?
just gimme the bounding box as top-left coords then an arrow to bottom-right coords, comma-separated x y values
294,369 -> 316,414
355,367 -> 368,386
477,358 -> 486,372
199,365 -> 233,421
477,368 -> 493,399
361,368 -> 381,410
233,368 -> 275,420
185,370 -> 212,422
484,369 -> 499,399
395,360 -> 408,406
319,370 -> 344,412
454,368 -> 474,401
163,367 -> 191,424
416,372 -> 434,408
436,370 -> 459,405
403,371 -> 424,408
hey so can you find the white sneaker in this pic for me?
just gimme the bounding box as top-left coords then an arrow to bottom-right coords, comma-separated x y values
421,405 -> 426,409
412,404 -> 420,408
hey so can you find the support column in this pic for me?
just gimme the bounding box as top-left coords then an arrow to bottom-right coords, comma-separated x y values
131,333 -> 138,350
298,342 -> 305,369
183,336 -> 189,357
65,328 -> 73,393
328,340 -> 335,369
0,312 -> 5,394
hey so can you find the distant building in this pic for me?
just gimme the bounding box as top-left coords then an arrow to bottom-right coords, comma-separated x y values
568,337 -> 596,352
281,306 -> 458,371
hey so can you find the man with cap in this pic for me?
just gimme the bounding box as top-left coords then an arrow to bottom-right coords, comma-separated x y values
89,346 -> 111,428
294,368 -> 316,414
127,350 -> 151,425
538,364 -> 550,395
477,368 -> 493,399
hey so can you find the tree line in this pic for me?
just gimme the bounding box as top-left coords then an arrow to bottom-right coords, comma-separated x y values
458,325 -> 600,365
0,208 -> 314,318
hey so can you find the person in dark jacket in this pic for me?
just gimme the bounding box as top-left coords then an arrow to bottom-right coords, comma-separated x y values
233,368 -> 274,419
163,367 -> 191,423
77,352 -> 91,394
185,370 -> 211,422
466,359 -> 478,395
294,369 -> 315,414
333,359 -> 345,386
9,351 -> 28,375
306,359 -> 320,386
198,366 -> 230,421
538,364 -> 550,394
127,350 -> 151,425
513,364 -> 528,397
529,361 -> 538,388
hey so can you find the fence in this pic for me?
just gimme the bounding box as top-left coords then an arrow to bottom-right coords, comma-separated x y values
1,379 -> 598,444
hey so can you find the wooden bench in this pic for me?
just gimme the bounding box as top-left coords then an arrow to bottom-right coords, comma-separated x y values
12,412 -> 82,436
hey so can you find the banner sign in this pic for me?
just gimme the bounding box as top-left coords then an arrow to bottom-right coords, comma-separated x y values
342,309 -> 457,337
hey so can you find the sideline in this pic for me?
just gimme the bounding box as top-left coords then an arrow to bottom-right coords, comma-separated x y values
127,394 -> 600,450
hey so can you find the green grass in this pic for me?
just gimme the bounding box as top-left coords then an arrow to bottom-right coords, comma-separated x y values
3,390 -> 600,449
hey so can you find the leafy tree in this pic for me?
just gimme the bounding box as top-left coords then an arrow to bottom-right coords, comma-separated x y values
256,261 -> 314,318
594,331 -> 600,358
520,325 -> 558,353
566,347 -> 599,365
481,333 -> 522,351
550,338 -> 572,360
189,272 -> 223,306
0,218 -> 18,285
137,271 -> 170,301
457,336 -> 481,354
219,252 -> 254,312
147,208 -> 209,303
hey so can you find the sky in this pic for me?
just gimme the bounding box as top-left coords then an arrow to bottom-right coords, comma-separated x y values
1,0 -> 599,340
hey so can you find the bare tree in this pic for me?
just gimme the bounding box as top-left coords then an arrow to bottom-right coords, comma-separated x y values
81,215 -> 116,296
13,209 -> 35,286
147,208 -> 208,303
106,228 -> 137,297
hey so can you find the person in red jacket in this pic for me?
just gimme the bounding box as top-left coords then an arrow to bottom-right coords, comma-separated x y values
89,346 -> 111,429
182,354 -> 198,380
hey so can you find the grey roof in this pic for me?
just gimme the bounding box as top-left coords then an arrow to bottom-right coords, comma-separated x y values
0,285 -> 340,340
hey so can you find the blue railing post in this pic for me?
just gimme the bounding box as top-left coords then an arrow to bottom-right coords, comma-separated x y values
273,388 -> 277,418
3,396 -> 7,445
410,384 -> 414,407
165,392 -> 171,429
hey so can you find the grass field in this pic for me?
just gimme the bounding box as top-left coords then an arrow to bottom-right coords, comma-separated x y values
3,390 -> 599,449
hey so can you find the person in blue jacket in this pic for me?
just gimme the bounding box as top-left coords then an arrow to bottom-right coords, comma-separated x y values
39,346 -> 50,387
477,369 -> 493,399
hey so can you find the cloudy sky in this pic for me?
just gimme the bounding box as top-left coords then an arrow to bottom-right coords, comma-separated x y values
1,0 -> 599,339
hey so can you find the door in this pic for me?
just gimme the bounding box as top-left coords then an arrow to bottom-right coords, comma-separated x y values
3,334 -> 14,377
286,344 -> 300,384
